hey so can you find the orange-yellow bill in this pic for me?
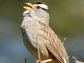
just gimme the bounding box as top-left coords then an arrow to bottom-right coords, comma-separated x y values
23,3 -> 33,10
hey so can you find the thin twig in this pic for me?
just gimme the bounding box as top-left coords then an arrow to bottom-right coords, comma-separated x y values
69,56 -> 84,63
36,37 -> 41,63
63,37 -> 66,44
25,58 -> 26,63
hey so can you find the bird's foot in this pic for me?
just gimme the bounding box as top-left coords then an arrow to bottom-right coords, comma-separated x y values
35,59 -> 54,63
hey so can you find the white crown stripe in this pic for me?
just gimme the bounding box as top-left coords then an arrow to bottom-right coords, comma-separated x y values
39,4 -> 48,9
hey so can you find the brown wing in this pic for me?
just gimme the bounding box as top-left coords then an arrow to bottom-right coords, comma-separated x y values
38,21 -> 69,63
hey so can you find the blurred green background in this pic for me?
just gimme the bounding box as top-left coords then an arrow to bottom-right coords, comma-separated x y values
0,0 -> 84,63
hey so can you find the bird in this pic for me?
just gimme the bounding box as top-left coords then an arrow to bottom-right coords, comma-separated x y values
20,1 -> 69,63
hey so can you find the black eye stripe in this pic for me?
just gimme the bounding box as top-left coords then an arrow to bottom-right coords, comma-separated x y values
32,1 -> 48,13
41,8 -> 48,13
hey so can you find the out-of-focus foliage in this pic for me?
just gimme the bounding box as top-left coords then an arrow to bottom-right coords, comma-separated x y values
0,0 -> 84,63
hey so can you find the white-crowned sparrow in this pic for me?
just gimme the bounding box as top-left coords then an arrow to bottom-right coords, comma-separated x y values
20,1 -> 69,63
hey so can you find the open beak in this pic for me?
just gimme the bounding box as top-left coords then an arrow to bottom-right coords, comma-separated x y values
23,3 -> 33,10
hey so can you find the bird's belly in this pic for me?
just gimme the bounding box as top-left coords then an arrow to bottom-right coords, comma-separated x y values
22,31 -> 38,59
22,30 -> 51,61
21,22 -> 53,61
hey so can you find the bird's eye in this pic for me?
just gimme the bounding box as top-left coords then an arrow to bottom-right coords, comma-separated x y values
36,6 -> 41,9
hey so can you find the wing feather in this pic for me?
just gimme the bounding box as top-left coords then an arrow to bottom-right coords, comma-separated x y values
38,21 -> 69,63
